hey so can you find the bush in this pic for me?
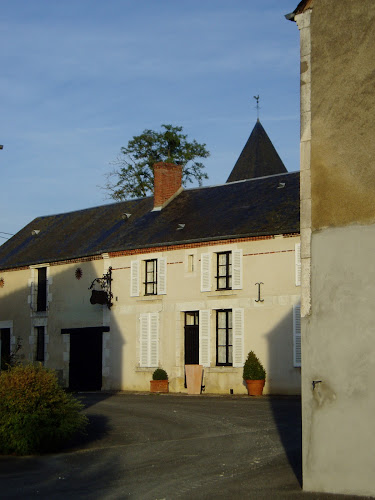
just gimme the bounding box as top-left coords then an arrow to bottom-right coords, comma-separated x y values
242,351 -> 266,381
0,364 -> 88,455
152,368 -> 168,380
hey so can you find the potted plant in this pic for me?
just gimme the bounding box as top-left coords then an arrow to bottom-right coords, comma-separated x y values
150,368 -> 169,393
243,351 -> 266,396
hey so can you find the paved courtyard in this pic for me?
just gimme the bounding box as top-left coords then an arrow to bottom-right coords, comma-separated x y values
0,393 -> 367,499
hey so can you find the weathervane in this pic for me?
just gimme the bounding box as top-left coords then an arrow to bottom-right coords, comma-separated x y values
253,95 -> 260,121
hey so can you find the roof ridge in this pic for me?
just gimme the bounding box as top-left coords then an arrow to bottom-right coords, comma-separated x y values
183,170 -> 299,193
34,195 -> 153,220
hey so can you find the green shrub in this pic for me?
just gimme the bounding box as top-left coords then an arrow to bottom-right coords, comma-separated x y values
242,351 -> 266,381
152,368 -> 168,380
0,364 -> 88,455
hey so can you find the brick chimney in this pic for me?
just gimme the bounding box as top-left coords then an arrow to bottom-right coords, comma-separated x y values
153,162 -> 183,210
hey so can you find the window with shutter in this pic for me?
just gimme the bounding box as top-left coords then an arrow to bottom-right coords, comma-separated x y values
216,252 -> 232,290
144,259 -> 157,295
232,308 -> 244,367
199,310 -> 210,367
201,253 -> 211,292
130,261 -> 140,297
149,312 -> 159,366
157,257 -> 167,295
140,314 -> 149,367
232,250 -> 243,290
216,309 -> 233,365
139,312 -> 159,367
293,303 -> 301,367
295,243 -> 301,286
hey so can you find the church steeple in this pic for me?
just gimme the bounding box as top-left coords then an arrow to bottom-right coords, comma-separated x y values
226,120 -> 287,183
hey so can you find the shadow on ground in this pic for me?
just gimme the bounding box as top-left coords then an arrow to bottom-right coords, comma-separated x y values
270,396 -> 302,486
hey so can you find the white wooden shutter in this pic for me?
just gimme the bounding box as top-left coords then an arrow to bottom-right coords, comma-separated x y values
201,253 -> 211,292
157,257 -> 167,295
29,281 -> 35,310
295,243 -> 301,286
140,313 -> 149,367
149,312 -> 159,367
130,260 -> 140,297
199,310 -> 210,367
293,303 -> 301,367
232,250 -> 243,290
232,308 -> 244,367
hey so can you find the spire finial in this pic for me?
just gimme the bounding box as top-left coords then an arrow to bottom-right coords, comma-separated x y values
253,95 -> 260,121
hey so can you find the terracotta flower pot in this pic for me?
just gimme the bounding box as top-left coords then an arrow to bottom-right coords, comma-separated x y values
150,379 -> 169,393
245,379 -> 265,396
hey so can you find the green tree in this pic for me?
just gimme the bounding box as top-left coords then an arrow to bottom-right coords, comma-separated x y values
104,124 -> 210,201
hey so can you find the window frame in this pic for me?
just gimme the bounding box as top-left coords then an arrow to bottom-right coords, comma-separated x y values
35,326 -> 45,362
144,259 -> 158,296
216,309 -> 233,366
216,251 -> 232,290
36,267 -> 47,312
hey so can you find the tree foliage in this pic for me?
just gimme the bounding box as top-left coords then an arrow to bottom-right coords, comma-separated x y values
104,124 -> 210,201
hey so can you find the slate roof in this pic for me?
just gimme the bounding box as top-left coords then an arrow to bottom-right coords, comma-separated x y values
0,171 -> 300,270
226,120 -> 287,183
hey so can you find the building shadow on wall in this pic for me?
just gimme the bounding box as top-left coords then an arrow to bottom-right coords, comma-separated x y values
265,311 -> 302,487
0,259 -> 125,437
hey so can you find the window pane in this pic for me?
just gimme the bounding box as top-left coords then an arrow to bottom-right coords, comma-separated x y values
185,312 -> 198,326
228,346 -> 233,364
218,330 -> 226,346
218,312 -> 226,328
228,328 -> 233,346
218,346 -> 226,364
188,254 -> 194,272
218,277 -> 227,288
218,266 -> 227,277
218,253 -> 227,265
228,311 -> 232,328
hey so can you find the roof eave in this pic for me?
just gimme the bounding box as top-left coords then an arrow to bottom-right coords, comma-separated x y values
285,0 -> 314,21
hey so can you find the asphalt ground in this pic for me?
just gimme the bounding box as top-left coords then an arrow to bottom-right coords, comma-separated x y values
0,393 -> 370,499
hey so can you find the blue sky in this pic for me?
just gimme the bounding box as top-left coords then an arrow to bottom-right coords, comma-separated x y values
0,0 -> 300,240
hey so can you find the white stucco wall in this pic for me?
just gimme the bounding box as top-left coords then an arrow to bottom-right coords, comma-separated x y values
0,235 -> 301,395
302,225 -> 375,496
295,0 -> 375,496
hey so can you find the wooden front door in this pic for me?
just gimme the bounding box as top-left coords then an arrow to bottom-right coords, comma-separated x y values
69,328 -> 103,391
184,312 -> 199,365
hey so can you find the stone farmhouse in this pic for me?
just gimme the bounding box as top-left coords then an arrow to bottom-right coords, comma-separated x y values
0,120 -> 301,395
